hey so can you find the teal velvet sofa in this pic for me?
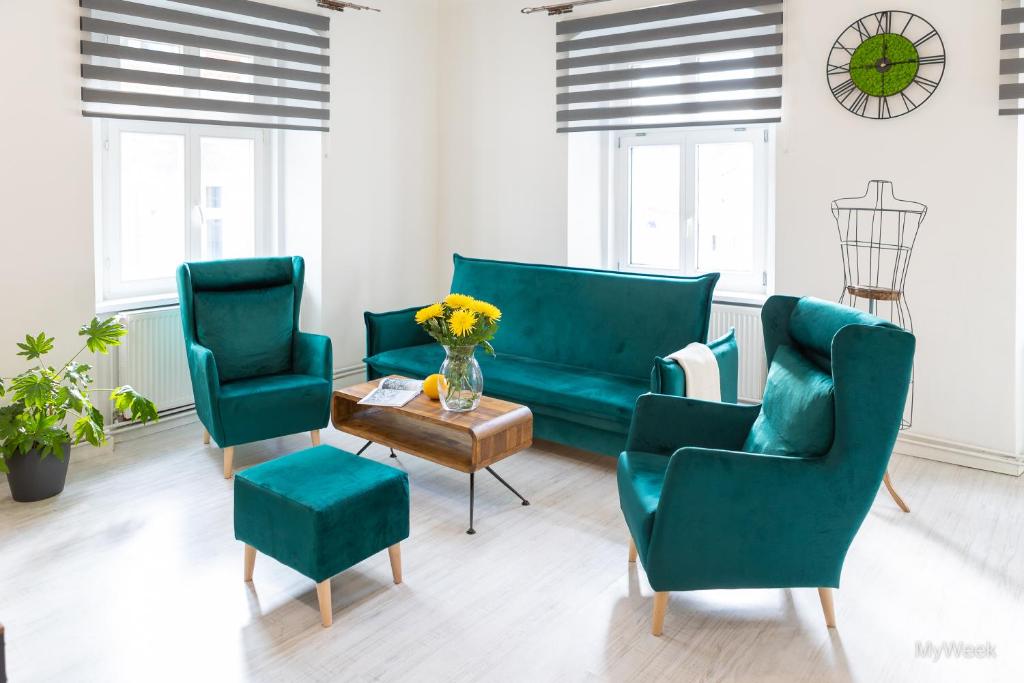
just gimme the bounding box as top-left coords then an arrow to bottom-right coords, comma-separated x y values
618,296 -> 915,635
364,254 -> 736,457
177,256 -> 333,479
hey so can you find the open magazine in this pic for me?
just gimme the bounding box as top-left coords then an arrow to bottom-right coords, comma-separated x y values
358,377 -> 424,407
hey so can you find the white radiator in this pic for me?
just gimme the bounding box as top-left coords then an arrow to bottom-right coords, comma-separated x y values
112,307 -> 193,417
709,302 -> 766,403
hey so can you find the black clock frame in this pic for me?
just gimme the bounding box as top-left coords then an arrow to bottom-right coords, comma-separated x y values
826,11 -> 946,120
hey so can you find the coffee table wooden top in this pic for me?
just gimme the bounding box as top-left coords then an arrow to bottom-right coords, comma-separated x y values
331,376 -> 533,474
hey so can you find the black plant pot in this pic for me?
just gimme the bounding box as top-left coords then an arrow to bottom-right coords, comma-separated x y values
5,443 -> 71,502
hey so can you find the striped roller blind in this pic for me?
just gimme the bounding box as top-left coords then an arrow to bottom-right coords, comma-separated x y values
80,0 -> 330,132
1001,1 -> 1024,115
555,0 -> 784,133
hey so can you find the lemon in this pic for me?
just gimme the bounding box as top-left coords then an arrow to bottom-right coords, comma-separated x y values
423,373 -> 445,400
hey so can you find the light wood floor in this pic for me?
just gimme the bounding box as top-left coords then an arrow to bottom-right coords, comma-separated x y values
1,423 -> 1022,682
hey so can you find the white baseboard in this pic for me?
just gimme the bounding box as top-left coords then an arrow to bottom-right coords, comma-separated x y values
333,362 -> 365,384
894,432 -> 1024,476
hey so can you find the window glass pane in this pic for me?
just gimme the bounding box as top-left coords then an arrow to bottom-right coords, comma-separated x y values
119,39 -> 184,96
200,137 -> 256,260
695,141 -> 754,273
119,132 -> 186,281
629,144 -> 680,269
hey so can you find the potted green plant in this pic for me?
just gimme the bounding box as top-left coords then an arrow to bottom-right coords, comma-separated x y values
0,317 -> 158,502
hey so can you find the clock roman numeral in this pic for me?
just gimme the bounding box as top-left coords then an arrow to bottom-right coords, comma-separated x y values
899,14 -> 914,36
879,96 -> 892,119
913,29 -> 938,47
849,91 -> 870,116
834,41 -> 856,56
913,75 -> 939,93
874,11 -> 892,35
917,55 -> 945,66
827,62 -> 851,75
853,19 -> 872,41
831,78 -> 857,102
899,90 -> 918,111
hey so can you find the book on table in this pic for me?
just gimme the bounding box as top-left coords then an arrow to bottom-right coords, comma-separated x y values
357,377 -> 424,407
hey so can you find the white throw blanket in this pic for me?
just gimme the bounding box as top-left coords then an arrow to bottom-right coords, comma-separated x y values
666,342 -> 721,402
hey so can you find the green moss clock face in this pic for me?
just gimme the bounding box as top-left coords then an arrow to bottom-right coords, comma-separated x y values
827,12 -> 945,119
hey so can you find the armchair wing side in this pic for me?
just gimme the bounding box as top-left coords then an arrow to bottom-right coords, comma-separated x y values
625,393 -> 761,456
293,332 -> 333,383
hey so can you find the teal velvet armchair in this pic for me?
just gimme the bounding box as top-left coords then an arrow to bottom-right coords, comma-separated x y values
177,257 -> 333,479
618,296 -> 915,635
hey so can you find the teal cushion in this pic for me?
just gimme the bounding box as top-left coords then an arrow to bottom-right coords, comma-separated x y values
194,284 -> 294,382
743,345 -> 835,456
234,445 -> 410,583
367,344 -> 649,428
219,373 -> 331,446
448,254 -> 717,378
186,256 -> 295,291
617,450 -> 670,562
650,329 -> 739,403
789,297 -> 898,361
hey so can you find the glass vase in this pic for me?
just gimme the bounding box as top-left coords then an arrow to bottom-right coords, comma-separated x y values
439,345 -> 483,412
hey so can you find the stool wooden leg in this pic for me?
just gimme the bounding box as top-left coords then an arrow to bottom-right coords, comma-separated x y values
387,544 -> 402,584
310,429 -> 321,446
223,447 -> 235,479
628,538 -> 637,564
316,580 -> 333,628
244,545 -> 256,582
651,592 -> 669,636
818,588 -> 837,628
202,428 -> 210,445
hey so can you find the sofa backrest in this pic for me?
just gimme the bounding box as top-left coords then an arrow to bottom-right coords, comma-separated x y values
448,254 -> 718,379
178,257 -> 304,382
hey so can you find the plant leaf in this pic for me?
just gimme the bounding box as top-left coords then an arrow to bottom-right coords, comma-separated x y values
79,317 -> 127,355
111,385 -> 159,424
16,332 -> 55,360
10,372 -> 55,409
72,415 -> 105,448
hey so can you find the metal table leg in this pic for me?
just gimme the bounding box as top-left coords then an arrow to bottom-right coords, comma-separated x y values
486,466 -> 530,506
467,472 -> 476,535
355,440 -> 372,456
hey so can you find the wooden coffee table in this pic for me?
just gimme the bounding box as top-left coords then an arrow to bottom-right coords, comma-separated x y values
331,376 -> 533,534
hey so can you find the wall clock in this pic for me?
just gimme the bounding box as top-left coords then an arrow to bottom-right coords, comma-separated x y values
826,11 -> 945,119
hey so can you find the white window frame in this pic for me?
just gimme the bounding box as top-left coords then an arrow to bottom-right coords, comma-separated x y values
612,125 -> 773,294
97,118 -> 273,306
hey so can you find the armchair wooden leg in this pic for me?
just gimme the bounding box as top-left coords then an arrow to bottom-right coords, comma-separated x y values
316,580 -> 333,628
223,447 -> 235,479
244,545 -> 256,582
883,470 -> 910,513
651,592 -> 669,636
202,428 -> 210,445
387,543 -> 402,584
818,588 -> 836,628
311,429 -> 321,446
628,538 -> 637,564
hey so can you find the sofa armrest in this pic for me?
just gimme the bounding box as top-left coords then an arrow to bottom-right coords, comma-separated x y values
650,328 -> 739,403
186,340 -> 223,441
364,306 -> 434,358
625,393 -> 761,456
293,332 -> 333,382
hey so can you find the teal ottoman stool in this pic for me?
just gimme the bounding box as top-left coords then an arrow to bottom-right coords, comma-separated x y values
234,445 -> 409,627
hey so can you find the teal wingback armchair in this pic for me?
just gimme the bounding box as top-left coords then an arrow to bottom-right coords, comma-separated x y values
618,296 -> 915,635
177,256 -> 333,478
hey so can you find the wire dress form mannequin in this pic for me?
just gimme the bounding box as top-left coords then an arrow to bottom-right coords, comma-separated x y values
832,180 -> 925,513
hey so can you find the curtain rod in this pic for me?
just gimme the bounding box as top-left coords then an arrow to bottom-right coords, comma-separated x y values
521,0 -> 612,15
316,0 -> 381,12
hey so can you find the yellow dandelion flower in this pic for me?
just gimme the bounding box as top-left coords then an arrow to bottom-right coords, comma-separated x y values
443,293 -> 475,309
449,308 -> 478,336
468,299 -> 501,321
415,303 -> 444,324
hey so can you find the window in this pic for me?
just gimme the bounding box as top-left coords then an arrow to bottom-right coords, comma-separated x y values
613,126 -> 772,294
98,119 -> 272,304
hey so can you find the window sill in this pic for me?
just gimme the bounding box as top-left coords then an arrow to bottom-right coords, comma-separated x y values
96,294 -> 179,315
713,290 -> 768,308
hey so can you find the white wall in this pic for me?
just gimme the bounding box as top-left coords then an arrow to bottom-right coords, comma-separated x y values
436,0 -> 1023,459
437,0 -> 568,285
0,1 -> 96,378
321,0 -> 442,373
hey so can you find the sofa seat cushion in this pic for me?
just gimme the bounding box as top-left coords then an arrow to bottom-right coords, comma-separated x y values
193,283 -> 295,381
616,450 -> 670,561
234,445 -> 410,582
742,344 -> 835,457
218,373 -> 332,446
367,344 -> 649,428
